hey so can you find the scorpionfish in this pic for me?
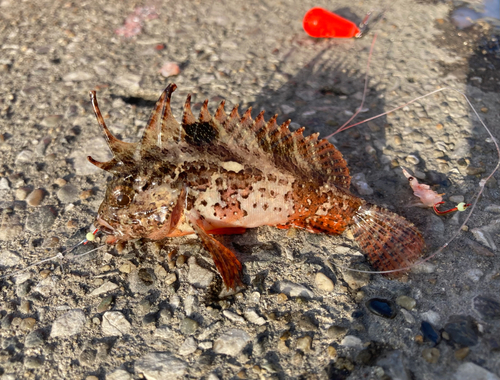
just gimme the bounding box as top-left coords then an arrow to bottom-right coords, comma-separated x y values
88,84 -> 425,289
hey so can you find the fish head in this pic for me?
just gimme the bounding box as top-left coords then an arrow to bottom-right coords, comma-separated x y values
95,174 -> 183,243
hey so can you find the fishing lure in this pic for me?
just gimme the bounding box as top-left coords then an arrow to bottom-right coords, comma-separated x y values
88,84 -> 425,289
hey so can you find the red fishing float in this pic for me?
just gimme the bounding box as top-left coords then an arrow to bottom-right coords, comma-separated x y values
303,7 -> 360,38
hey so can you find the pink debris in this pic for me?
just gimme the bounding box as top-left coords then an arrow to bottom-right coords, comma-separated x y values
115,6 -> 158,38
401,168 -> 443,207
159,62 -> 181,78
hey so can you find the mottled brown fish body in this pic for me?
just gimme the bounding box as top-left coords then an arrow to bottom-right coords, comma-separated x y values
88,84 -> 425,289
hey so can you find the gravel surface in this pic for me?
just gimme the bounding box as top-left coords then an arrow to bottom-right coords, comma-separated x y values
1,0 -> 500,379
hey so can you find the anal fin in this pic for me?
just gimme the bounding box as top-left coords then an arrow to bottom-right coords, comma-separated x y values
188,215 -> 243,289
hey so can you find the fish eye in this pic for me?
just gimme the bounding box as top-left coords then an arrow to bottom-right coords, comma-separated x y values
408,177 -> 414,181
111,186 -> 134,207
116,193 -> 130,206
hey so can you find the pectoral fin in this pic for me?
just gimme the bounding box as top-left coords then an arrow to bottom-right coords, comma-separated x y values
188,215 -> 243,289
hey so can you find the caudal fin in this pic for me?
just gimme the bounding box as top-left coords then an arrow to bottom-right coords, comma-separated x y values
350,203 -> 425,276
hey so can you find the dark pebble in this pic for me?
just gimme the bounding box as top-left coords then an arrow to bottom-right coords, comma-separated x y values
25,206 -> 57,233
142,313 -> 157,326
352,310 -> 364,318
128,268 -> 156,294
444,315 -> 478,347
473,295 -> 500,320
366,298 -> 397,319
97,296 -> 114,313
421,321 -> 441,345
426,171 -> 450,187
488,337 -> 500,351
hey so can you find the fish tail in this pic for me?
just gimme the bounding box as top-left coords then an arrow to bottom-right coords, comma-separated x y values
351,203 -> 425,276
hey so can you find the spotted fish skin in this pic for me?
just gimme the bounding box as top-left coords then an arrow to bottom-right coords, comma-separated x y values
88,84 -> 425,288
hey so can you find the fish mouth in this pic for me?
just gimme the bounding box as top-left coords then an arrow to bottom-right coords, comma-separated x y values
95,216 -> 116,235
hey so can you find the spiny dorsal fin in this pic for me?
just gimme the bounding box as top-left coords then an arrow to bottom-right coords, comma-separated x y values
140,84 -> 183,155
179,91 -> 350,188
88,91 -> 138,173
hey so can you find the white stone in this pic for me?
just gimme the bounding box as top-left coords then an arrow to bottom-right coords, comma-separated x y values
63,71 -> 93,82
0,250 -> 21,267
222,310 -> 245,323
275,280 -> 314,299
420,310 -> 441,325
454,362 -> 500,380
50,309 -> 86,338
187,257 -> 214,288
102,311 -> 131,336
106,369 -> 132,380
243,309 -> 266,326
213,329 -> 251,356
315,272 -> 334,291
135,352 -> 186,380
179,337 -> 197,356
351,173 -> 374,195
341,335 -> 363,348
89,281 -> 119,297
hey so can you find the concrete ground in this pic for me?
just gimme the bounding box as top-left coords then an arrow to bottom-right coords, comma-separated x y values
1,0 -> 500,379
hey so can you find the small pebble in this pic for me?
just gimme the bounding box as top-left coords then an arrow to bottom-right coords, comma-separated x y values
165,272 -> 177,285
0,177 -> 10,190
213,329 -> 251,356
54,178 -> 67,187
80,189 -> 93,200
20,317 -> 36,330
444,315 -> 478,347
179,337 -> 197,356
366,298 -> 397,319
422,347 -> 440,364
187,257 -> 214,288
473,295 -> 500,320
15,150 -> 33,165
25,330 -> 45,348
351,173 -> 374,195
97,296 -> 114,313
421,321 -> 441,344
405,154 -> 420,165
26,189 -> 45,207
159,62 -> 181,78
396,295 -> 416,310
454,362 -> 500,380
454,347 -> 470,360
314,272 -> 334,291
102,311 -> 131,336
50,309 -> 86,338
327,325 -> 347,339
341,335 -> 363,348
24,356 -> 43,369
180,317 -> 199,335
275,280 -> 314,299
223,310 -> 245,323
327,346 -> 337,358
296,336 -> 312,353
466,167 -> 485,176
57,184 -> 80,203
15,187 -> 30,200
135,352 -> 187,379
277,293 -> 288,303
